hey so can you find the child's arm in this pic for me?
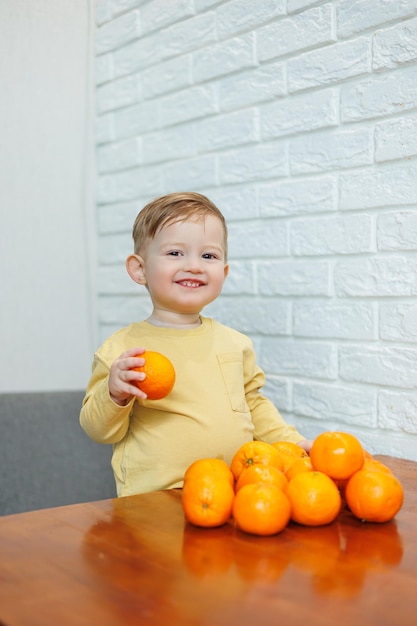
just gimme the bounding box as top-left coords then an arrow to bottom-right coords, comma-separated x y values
249,387 -> 307,446
242,344 -> 310,448
80,348 -> 147,444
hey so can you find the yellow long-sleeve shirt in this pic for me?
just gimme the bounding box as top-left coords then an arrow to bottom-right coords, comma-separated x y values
80,317 -> 305,496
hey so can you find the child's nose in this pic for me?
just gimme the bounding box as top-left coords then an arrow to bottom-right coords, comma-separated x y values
184,255 -> 203,272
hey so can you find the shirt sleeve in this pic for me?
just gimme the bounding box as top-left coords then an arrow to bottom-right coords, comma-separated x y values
242,343 -> 306,445
79,354 -> 135,444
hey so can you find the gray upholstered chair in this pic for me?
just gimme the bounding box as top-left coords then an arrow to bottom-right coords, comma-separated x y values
0,391 -> 116,515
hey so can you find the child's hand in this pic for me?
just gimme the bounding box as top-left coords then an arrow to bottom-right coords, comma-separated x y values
298,439 -> 313,454
108,347 -> 147,405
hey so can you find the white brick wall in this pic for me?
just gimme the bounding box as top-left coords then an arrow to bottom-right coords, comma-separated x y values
94,0 -> 417,460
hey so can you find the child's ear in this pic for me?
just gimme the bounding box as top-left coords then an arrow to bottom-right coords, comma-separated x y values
126,254 -> 147,285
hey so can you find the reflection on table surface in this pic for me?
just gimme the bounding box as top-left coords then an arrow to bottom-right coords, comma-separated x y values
0,455 -> 416,626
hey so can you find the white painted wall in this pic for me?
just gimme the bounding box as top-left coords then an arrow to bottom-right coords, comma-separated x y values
0,0 -> 96,392
94,0 -> 417,461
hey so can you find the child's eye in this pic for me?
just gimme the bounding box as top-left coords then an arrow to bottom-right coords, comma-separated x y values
168,251 -> 182,256
202,253 -> 219,260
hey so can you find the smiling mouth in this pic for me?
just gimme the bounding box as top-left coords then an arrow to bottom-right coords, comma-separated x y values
176,280 -> 205,288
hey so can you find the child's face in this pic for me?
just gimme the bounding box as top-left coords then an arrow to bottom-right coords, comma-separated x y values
138,215 -> 229,316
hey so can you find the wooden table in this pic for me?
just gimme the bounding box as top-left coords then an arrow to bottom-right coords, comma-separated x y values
1,456 -> 416,626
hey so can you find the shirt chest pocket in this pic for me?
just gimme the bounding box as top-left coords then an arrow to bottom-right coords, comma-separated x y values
217,353 -> 248,413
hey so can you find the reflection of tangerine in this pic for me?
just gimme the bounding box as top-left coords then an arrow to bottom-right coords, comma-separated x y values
343,520 -> 403,567
313,520 -> 404,598
133,351 -> 175,400
230,441 -> 282,481
184,458 -> 234,487
287,471 -> 342,526
289,522 -> 366,598
310,431 -> 364,480
182,474 -> 234,528
313,558 -> 366,598
235,464 -> 288,493
289,522 -> 342,577
182,525 -> 234,578
345,469 -> 404,523
233,482 -> 291,536
232,534 -> 290,583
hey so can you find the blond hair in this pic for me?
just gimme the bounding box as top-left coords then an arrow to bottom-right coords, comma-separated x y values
132,192 -> 228,260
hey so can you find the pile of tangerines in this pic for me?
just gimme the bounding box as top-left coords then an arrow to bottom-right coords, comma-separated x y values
181,432 -> 404,536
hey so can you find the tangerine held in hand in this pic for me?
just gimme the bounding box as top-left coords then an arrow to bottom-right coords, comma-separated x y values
133,350 -> 175,400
